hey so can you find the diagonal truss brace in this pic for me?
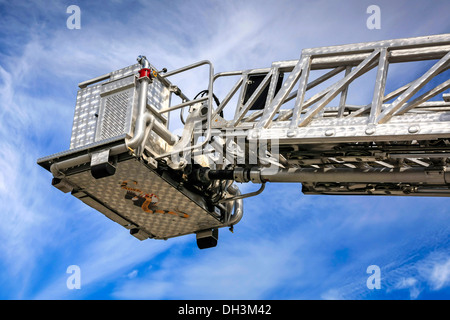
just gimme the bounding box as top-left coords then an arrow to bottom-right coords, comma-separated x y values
376,50 -> 450,124
295,49 -> 381,127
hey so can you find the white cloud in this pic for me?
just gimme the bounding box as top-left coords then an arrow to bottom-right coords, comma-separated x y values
1,0 -> 450,300
31,233 -> 185,299
127,270 -> 138,279
113,234 -> 305,299
394,277 -> 421,300
418,252 -> 450,291
321,288 -> 345,300
429,259 -> 450,290
382,250 -> 450,299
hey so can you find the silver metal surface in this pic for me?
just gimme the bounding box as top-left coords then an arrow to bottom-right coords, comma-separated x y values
96,76 -> 136,141
68,158 -> 223,239
38,34 -> 450,245
70,63 -> 171,150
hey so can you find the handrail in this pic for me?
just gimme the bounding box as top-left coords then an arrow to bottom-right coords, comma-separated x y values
154,60 -> 215,162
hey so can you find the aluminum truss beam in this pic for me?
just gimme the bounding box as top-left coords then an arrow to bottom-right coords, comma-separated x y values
38,34 -> 450,248
202,34 -> 450,196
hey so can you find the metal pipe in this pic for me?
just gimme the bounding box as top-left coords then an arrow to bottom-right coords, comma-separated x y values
49,143 -> 128,178
160,60 -> 213,78
126,77 -> 151,149
128,55 -> 179,148
218,182 -> 266,203
151,118 -> 178,146
158,96 -> 208,114
50,154 -> 90,178
137,55 -> 150,69
207,169 -> 234,181
78,72 -> 111,89
225,184 -> 244,226
258,167 -> 450,184
154,60 -> 215,162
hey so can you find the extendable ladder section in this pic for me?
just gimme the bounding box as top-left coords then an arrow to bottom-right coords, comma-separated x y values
38,34 -> 450,248
203,34 -> 450,196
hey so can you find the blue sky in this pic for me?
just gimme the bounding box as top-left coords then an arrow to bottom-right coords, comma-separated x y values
1,0 -> 450,300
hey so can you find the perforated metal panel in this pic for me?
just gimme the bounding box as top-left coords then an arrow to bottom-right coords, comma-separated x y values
70,84 -> 101,148
69,63 -> 171,149
101,91 -> 130,139
67,158 -> 223,239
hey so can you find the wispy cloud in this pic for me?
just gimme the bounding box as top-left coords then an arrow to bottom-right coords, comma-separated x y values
394,277 -> 421,300
31,232 -> 184,299
429,259 -> 450,291
419,252 -> 450,291
1,0 -> 450,300
382,250 -> 450,299
112,234 -> 305,299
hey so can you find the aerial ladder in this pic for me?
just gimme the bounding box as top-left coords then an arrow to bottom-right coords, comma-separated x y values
38,34 -> 450,249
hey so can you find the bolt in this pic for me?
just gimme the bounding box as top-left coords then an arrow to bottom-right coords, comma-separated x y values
408,125 -> 419,134
287,130 -> 296,137
365,127 -> 376,135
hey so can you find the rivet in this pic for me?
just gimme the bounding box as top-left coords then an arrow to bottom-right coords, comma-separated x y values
287,130 -> 296,137
251,131 -> 260,139
408,125 -> 419,134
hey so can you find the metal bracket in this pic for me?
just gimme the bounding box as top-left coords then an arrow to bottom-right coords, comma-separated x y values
90,149 -> 116,179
